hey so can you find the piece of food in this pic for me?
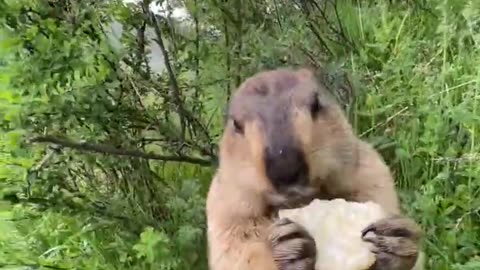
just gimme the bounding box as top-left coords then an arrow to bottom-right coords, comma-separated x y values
278,198 -> 387,270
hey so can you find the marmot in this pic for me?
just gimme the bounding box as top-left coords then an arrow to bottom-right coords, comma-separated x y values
206,68 -> 422,270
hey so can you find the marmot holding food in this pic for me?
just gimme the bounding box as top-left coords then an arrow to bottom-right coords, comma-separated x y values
206,68 -> 422,270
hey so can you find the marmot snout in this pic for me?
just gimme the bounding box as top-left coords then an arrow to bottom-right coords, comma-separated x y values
264,143 -> 309,190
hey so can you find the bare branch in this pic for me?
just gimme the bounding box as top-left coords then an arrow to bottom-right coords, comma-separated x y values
0,263 -> 68,270
148,10 -> 187,138
298,1 -> 333,55
27,135 -> 213,166
211,0 -> 240,25
234,0 -> 244,87
31,146 -> 60,172
148,11 -> 214,154
136,20 -> 152,76
193,0 -> 202,112
25,145 -> 62,195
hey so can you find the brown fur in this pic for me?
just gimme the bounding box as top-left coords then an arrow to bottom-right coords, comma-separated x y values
206,68 -> 422,270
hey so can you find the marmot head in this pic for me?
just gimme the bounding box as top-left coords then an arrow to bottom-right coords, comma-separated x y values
219,68 -> 355,196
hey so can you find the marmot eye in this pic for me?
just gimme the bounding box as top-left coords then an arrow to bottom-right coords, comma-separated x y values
233,119 -> 244,134
310,95 -> 322,117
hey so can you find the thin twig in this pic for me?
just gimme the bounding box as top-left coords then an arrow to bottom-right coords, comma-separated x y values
136,20 -> 151,77
273,0 -> 283,30
223,3 -> 232,99
211,0 -> 240,25
234,0 -> 244,87
0,263 -> 69,270
148,10 -> 187,139
149,12 -> 214,152
193,0 -> 202,114
26,146 -> 61,195
299,0 -> 333,55
359,106 -> 409,137
27,135 -> 213,166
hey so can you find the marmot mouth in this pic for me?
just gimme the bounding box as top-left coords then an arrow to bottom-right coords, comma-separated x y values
266,185 -> 317,211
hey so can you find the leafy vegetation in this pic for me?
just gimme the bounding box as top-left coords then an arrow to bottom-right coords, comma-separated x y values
0,0 -> 479,269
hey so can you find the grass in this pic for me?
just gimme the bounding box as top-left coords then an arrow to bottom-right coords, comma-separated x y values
0,201 -> 14,239
344,1 -> 480,268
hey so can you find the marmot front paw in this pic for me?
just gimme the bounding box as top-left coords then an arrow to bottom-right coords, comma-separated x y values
268,218 -> 316,270
362,215 -> 422,270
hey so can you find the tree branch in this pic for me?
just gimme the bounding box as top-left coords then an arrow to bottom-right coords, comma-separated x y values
234,0 -> 244,87
148,10 -> 187,139
0,263 -> 68,270
27,135 -> 213,166
148,11 -> 214,154
26,145 -> 62,195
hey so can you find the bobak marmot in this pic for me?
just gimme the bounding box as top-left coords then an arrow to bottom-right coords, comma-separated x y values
206,67 -> 422,270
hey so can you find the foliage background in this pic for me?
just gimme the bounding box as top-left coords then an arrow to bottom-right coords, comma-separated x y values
0,0 -> 479,269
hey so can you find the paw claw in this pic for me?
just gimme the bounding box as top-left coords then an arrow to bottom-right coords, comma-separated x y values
362,232 -> 377,243
269,219 -> 316,270
361,223 -> 376,238
369,246 -> 380,254
276,217 -> 293,226
361,216 -> 422,270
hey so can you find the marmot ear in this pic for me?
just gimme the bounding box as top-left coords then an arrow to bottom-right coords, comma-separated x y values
297,68 -> 315,80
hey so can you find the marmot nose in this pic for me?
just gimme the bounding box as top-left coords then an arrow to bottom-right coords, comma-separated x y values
264,146 -> 308,189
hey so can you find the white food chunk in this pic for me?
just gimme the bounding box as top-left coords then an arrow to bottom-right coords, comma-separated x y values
278,198 -> 387,270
